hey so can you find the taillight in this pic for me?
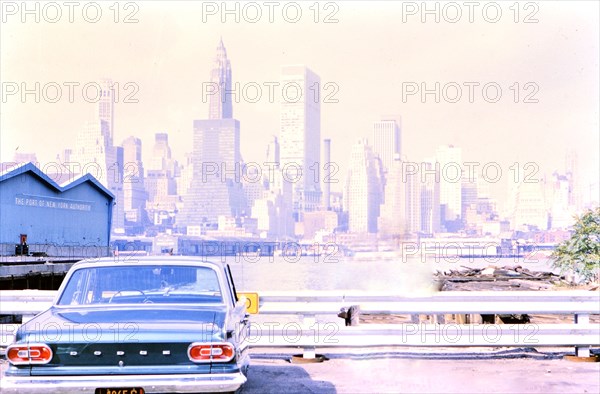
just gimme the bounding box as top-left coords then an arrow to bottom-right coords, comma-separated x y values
6,344 -> 53,365
187,342 -> 235,363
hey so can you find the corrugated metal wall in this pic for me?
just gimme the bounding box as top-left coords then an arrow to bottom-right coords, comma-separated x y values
0,170 -> 112,254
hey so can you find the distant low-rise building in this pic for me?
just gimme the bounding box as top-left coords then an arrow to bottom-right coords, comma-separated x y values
302,210 -> 338,240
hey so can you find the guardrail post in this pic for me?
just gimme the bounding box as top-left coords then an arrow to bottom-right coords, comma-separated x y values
574,313 -> 590,357
302,314 -> 316,359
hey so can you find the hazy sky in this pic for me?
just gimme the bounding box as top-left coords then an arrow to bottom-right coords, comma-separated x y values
1,1 -> 598,209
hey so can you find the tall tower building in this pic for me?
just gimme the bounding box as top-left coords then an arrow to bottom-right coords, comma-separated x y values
97,79 -> 115,144
191,119 -> 241,177
249,137 -> 294,238
178,39 -> 246,232
260,136 -> 281,189
405,168 -> 422,233
565,150 -> 582,212
144,133 -> 180,228
372,116 -> 401,176
266,136 -> 280,164
178,122 -> 245,233
280,65 -> 321,217
209,38 -> 233,120
344,139 -> 383,233
121,136 -> 147,229
380,157 -> 440,237
378,155 -> 406,237
550,172 -> 572,229
73,120 -> 124,233
145,133 -> 178,201
148,133 -> 175,172
509,178 -> 548,231
420,160 -> 441,234
71,79 -> 124,233
461,175 -> 478,221
323,139 -> 331,210
436,145 -> 462,229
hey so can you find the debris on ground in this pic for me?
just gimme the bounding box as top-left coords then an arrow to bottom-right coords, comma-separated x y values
359,265 -> 599,325
434,265 -> 572,291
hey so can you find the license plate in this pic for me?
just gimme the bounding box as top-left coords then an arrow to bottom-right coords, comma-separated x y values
94,388 -> 145,394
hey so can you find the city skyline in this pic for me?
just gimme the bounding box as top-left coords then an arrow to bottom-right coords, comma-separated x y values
2,2 -> 599,213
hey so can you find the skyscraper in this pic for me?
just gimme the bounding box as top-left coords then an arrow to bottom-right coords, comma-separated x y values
97,79 -> 115,144
280,65 -> 321,217
420,160 -> 441,234
323,139 -> 331,210
436,144 -> 462,229
148,133 -> 174,172
178,40 -> 246,232
266,135 -> 280,165
121,136 -> 147,229
373,116 -> 401,176
145,133 -> 178,201
378,155 -> 406,237
509,178 -> 548,231
144,133 -> 180,227
461,175 -> 478,221
405,167 -> 422,233
565,150 -> 582,212
344,139 -> 383,233
179,118 -> 246,228
250,137 -> 294,238
550,172 -> 572,229
209,38 -> 233,120
71,79 -> 124,233
379,157 -> 441,237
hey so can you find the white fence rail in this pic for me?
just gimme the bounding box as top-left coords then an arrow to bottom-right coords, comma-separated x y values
257,290 -> 600,314
1,290 -> 599,358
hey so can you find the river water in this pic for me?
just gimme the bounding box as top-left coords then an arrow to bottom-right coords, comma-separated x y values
226,254 -> 557,293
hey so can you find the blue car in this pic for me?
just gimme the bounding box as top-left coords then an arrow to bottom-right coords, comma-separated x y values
2,257 -> 250,393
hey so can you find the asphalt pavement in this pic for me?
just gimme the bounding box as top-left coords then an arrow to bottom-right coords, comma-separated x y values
241,348 -> 600,394
1,348 -> 598,393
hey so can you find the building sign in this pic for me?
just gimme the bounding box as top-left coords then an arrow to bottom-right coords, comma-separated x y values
14,194 -> 93,212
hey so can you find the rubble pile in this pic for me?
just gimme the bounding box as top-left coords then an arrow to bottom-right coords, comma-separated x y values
359,266 -> 598,324
435,265 -> 570,291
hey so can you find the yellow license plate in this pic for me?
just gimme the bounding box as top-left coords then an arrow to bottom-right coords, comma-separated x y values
95,388 -> 145,394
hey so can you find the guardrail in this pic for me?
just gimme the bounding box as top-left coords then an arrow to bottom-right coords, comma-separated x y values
0,289 -> 56,319
1,290 -> 599,359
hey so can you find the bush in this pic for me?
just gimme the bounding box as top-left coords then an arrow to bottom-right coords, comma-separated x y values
552,207 -> 600,283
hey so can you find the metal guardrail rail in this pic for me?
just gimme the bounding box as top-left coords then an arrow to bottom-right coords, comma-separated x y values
1,290 -> 599,358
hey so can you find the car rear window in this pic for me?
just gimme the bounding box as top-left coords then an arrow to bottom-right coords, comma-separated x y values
58,265 -> 223,305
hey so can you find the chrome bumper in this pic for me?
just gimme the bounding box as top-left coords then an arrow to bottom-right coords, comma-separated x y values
0,372 -> 247,393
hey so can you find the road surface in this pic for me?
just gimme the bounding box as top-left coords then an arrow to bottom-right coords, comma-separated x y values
241,348 -> 599,394
1,348 -> 598,393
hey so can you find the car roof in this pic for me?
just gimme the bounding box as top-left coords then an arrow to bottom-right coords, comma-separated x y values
70,256 -> 227,270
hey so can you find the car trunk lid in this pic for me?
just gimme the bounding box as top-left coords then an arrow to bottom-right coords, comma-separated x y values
17,306 -> 228,375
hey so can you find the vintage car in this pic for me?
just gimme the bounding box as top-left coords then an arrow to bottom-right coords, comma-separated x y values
2,256 -> 250,393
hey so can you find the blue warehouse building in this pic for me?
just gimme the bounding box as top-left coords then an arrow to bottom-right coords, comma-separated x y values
0,163 -> 114,257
